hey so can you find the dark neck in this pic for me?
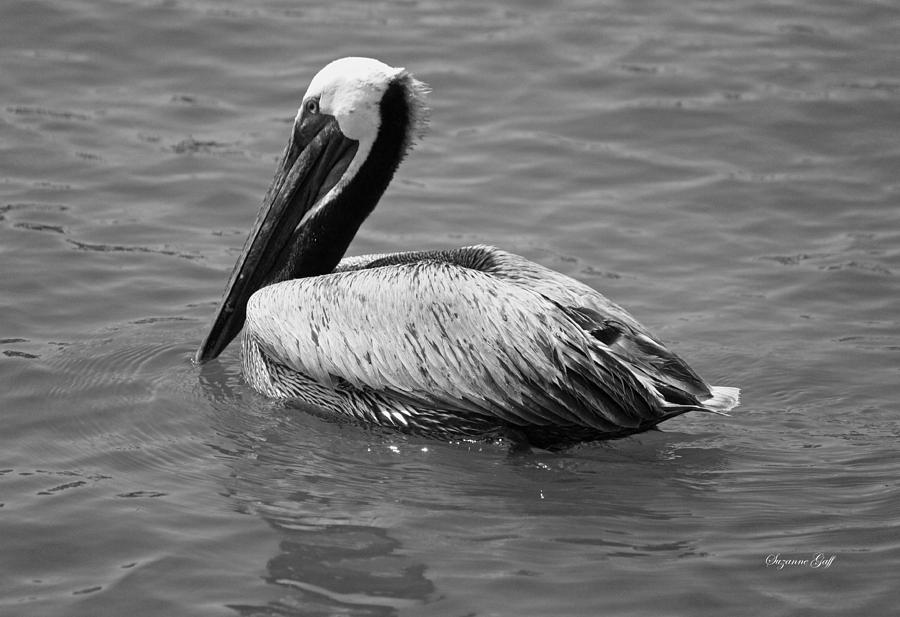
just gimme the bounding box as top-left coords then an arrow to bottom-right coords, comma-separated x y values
275,78 -> 412,283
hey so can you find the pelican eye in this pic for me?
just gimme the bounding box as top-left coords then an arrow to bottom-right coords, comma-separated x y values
304,98 -> 319,115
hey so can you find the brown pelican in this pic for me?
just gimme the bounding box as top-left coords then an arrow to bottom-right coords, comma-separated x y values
195,57 -> 739,449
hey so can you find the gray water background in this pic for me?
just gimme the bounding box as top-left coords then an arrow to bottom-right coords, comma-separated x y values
2,1 -> 899,615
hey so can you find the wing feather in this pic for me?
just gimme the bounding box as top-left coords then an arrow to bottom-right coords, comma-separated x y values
245,259 -> 661,430
478,248 -> 714,400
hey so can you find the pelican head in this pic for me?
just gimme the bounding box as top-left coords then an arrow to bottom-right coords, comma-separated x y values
196,57 -> 429,362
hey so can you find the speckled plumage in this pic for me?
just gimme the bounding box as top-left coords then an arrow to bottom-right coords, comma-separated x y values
242,246 -> 738,448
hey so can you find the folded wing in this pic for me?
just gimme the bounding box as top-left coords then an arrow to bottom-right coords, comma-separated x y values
243,249 -> 735,434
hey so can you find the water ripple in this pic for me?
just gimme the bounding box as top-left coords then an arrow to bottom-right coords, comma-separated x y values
2,0 -> 899,614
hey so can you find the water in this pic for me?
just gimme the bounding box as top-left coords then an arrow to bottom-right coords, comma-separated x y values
2,0 -> 899,615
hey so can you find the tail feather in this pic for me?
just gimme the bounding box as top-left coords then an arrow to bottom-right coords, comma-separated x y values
702,385 -> 741,414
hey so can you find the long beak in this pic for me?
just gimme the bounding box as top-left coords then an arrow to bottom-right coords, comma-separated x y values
195,114 -> 357,363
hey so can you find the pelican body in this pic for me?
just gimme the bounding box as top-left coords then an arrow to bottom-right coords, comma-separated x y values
196,57 -> 739,449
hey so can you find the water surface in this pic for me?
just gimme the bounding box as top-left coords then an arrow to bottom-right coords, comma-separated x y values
2,1 -> 899,615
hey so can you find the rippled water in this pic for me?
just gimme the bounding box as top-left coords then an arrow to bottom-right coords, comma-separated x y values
2,1 -> 899,615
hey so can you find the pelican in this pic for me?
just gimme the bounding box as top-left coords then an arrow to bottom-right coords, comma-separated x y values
195,57 -> 739,449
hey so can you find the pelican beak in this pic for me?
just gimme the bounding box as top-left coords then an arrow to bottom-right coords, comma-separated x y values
195,113 -> 358,363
